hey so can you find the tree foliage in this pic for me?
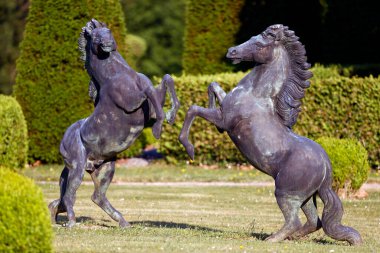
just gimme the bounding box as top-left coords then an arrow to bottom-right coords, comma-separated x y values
182,0 -> 244,75
121,0 -> 185,77
13,0 -> 133,163
0,0 -> 29,94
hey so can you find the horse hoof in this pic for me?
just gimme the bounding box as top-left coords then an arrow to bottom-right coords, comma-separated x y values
186,144 -> 195,160
264,234 -> 281,243
166,111 -> 176,125
48,200 -> 59,224
66,220 -> 76,228
152,122 -> 163,139
119,220 -> 131,228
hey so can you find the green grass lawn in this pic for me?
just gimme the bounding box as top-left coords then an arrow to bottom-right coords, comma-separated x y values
24,162 -> 273,183
39,181 -> 379,252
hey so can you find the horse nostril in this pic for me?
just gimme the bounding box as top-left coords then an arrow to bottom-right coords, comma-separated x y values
231,49 -> 237,55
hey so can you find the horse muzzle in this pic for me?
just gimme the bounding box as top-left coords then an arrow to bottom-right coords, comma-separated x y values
100,42 -> 115,53
226,47 -> 242,64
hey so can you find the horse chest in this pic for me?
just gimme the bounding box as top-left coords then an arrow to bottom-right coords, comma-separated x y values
222,87 -> 275,129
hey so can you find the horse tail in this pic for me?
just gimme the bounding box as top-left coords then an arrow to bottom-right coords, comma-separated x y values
318,163 -> 362,245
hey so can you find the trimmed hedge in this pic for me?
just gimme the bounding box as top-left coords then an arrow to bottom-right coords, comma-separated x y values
295,66 -> 380,168
159,65 -> 380,167
316,137 -> 370,191
13,0 -> 134,163
0,95 -> 27,170
182,0 -> 244,74
0,168 -> 53,252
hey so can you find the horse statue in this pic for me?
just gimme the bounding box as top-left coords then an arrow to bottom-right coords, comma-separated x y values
179,24 -> 362,245
48,19 -> 180,228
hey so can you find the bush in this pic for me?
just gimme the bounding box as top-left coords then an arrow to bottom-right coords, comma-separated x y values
182,0 -> 244,74
0,168 -> 52,252
316,137 -> 370,191
13,0 -> 134,163
0,95 -> 28,170
159,65 -> 380,167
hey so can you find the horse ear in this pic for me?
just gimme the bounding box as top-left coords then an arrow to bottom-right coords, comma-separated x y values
91,18 -> 102,28
84,27 -> 92,37
100,22 -> 107,28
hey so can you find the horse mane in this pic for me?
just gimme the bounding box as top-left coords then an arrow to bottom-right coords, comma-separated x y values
271,26 -> 313,129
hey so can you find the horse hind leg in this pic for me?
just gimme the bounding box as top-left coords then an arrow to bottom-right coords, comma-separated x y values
265,191 -> 303,242
90,160 -> 130,228
48,160 -> 85,228
178,106 -> 224,160
48,166 -> 69,224
288,194 -> 322,240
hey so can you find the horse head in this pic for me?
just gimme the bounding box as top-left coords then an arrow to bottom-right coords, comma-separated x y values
227,24 -> 312,128
84,19 -> 117,56
226,24 -> 287,64
79,19 -> 117,63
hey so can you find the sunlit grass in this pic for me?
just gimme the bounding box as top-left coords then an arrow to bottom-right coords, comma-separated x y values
23,162 -> 273,183
39,182 -> 380,253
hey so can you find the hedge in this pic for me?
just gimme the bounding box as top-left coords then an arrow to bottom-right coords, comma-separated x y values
13,0 -> 134,163
0,95 -> 28,170
0,168 -> 53,252
316,137 -> 370,191
182,0 -> 244,75
159,65 -> 380,168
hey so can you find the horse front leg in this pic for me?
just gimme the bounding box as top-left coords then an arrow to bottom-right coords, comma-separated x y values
208,82 -> 226,109
179,106 -> 224,160
138,73 -> 165,139
153,74 -> 180,125
208,82 -> 226,133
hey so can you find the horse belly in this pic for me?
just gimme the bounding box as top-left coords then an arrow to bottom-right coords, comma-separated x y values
227,119 -> 289,176
80,110 -> 145,158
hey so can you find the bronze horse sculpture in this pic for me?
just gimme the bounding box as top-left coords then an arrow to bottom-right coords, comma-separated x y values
179,25 -> 362,245
49,19 -> 180,228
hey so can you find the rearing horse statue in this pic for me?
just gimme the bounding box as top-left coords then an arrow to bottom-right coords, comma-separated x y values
49,19 -> 180,228
179,25 -> 362,245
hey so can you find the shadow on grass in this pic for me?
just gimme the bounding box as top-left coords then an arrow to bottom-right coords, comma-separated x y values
250,231 -> 271,240
55,215 -> 114,228
312,238 -> 337,245
56,215 -> 95,224
130,220 -> 223,233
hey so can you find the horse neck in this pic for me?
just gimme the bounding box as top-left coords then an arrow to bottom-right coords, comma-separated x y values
87,50 -> 131,84
249,46 -> 289,99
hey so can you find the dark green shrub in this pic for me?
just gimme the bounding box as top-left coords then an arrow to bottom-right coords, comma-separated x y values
316,137 -> 370,191
182,0 -> 244,74
0,167 -> 53,252
159,65 -> 380,167
13,0 -> 134,163
0,95 -> 27,170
